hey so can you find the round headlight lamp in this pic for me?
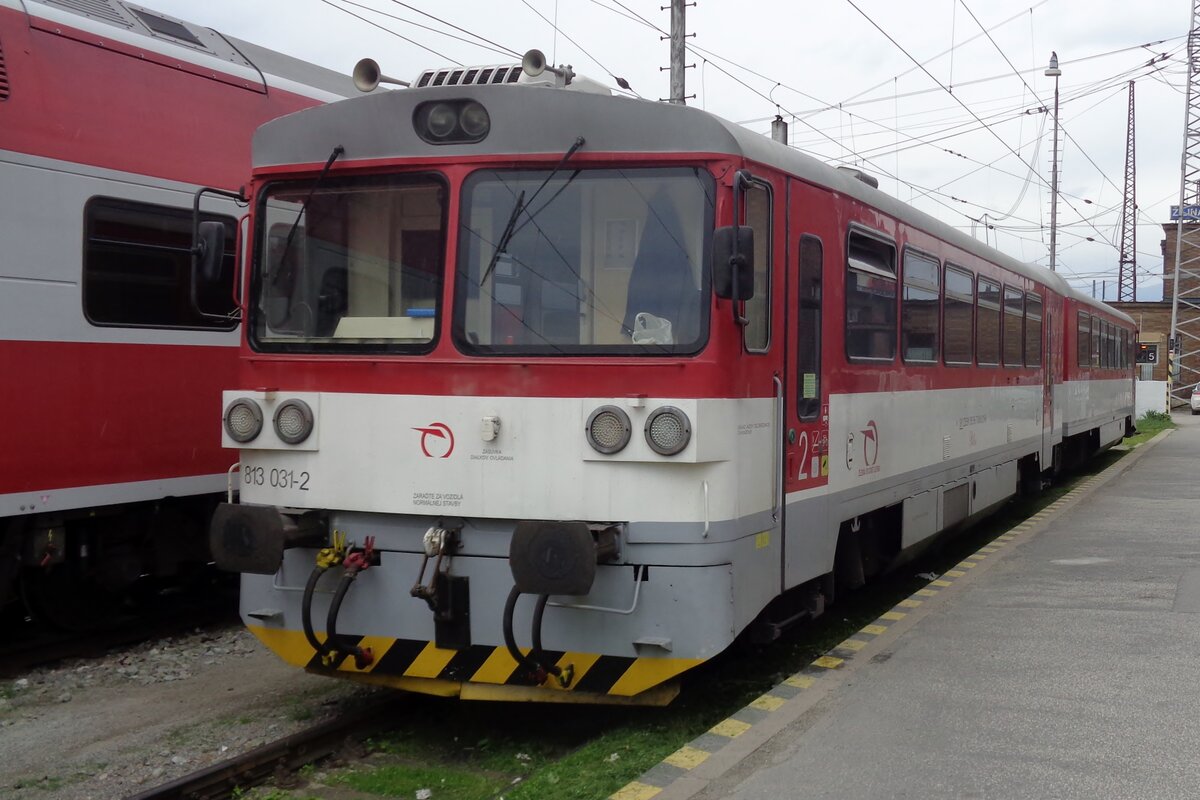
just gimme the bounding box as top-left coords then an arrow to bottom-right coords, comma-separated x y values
644,406 -> 691,456
586,405 -> 632,454
273,399 -> 314,445
459,102 -> 491,138
224,398 -> 263,443
425,103 -> 458,139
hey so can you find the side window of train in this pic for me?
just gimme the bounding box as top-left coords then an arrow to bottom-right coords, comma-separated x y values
901,249 -> 939,363
797,235 -> 822,420
1090,316 -> 1100,367
84,197 -> 237,330
1002,286 -> 1024,367
944,265 -> 973,365
845,228 -> 896,362
976,277 -> 1001,366
1024,293 -> 1043,367
743,182 -> 772,352
1077,311 -> 1091,368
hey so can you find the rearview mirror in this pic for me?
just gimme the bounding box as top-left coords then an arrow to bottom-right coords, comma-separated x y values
194,220 -> 227,284
712,225 -> 755,301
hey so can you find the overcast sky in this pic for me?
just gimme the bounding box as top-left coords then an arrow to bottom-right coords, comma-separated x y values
147,0 -> 1194,301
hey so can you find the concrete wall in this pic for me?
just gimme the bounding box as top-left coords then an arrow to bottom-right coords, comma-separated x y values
1135,380 -> 1168,418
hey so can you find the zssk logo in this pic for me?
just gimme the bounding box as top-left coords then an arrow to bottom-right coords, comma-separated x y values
413,422 -> 455,458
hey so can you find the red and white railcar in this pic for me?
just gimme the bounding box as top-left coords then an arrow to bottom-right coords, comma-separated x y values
208,57 -> 1136,704
0,0 -> 353,624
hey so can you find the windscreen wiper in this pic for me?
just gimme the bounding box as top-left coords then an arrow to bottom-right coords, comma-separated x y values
479,136 -> 585,286
270,144 -> 344,285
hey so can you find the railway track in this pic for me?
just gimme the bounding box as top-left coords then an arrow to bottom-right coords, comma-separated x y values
126,696 -> 408,800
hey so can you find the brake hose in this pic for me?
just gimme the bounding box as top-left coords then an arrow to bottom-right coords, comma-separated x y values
301,565 -> 333,657
502,586 -> 566,686
325,569 -> 373,669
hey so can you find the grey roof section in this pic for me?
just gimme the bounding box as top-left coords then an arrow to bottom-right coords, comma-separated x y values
224,36 -> 357,99
252,83 -> 1131,326
27,0 -> 355,100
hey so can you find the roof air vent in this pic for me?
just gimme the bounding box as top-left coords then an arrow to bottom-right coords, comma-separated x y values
129,8 -> 203,46
415,63 -> 522,88
836,166 -> 880,190
43,0 -> 132,28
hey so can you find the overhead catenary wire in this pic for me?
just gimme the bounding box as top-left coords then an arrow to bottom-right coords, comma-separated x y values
333,0 -> 519,59
517,0 -> 642,97
317,0 -> 462,64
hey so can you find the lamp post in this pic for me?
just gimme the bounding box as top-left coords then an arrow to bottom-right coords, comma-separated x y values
1046,51 -> 1062,272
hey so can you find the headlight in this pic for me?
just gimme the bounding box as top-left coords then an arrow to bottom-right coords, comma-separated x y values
459,102 -> 490,137
586,405 -> 632,454
645,406 -> 691,456
425,102 -> 458,139
273,399 -> 314,445
224,398 -> 263,443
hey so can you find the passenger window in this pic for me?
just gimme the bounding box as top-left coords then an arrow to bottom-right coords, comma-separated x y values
1077,311 -> 1090,368
1002,287 -> 1024,367
845,229 -> 896,361
1090,317 -> 1100,366
797,236 -> 822,420
743,183 -> 772,352
1024,293 -> 1042,366
976,277 -> 1001,365
944,266 -> 973,365
84,197 -> 237,329
901,251 -> 939,363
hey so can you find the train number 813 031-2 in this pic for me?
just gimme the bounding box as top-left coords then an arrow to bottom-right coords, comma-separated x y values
243,465 -> 310,491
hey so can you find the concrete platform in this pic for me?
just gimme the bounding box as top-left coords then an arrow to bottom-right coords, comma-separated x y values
627,414 -> 1200,800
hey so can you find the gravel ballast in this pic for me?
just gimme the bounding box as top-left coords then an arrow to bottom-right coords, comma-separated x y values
1,625 -> 381,800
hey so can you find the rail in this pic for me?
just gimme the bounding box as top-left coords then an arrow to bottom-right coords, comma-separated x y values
126,697 -> 406,800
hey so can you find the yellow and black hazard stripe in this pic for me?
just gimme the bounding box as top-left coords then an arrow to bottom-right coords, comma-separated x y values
248,625 -> 701,705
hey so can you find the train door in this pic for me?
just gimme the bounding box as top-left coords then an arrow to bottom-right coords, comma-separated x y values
737,172 -> 786,600
782,182 -> 831,589
1041,297 -> 1058,470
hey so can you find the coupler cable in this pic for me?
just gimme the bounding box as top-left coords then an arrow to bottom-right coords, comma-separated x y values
301,531 -> 347,659
502,586 -> 573,688
323,535 -> 376,670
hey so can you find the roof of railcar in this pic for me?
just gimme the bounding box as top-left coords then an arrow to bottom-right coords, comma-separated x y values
252,81 -> 1132,326
16,0 -> 355,101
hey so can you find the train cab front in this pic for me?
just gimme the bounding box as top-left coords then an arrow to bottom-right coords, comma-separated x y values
210,69 -> 784,705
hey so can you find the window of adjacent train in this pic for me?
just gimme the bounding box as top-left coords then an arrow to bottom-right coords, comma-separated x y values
1024,293 -> 1042,366
742,182 -> 772,353
251,174 -> 446,353
1002,287 -> 1024,367
456,167 -> 714,355
83,198 -> 237,329
944,265 -> 973,365
1090,317 -> 1101,366
976,278 -> 1001,365
901,250 -> 939,363
1077,311 -> 1090,368
797,235 -> 822,420
845,230 -> 896,361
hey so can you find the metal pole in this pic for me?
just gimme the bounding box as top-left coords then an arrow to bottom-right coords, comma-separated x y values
669,0 -> 686,105
1046,53 -> 1062,272
1169,20 -> 1196,378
